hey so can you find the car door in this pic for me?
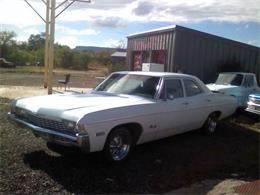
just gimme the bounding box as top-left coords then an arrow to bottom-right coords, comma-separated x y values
155,78 -> 189,140
180,79 -> 211,132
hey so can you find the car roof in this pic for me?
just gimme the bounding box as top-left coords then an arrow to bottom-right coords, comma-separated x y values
114,71 -> 195,78
113,71 -> 211,93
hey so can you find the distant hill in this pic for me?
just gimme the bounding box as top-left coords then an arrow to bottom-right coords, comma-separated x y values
74,46 -> 118,53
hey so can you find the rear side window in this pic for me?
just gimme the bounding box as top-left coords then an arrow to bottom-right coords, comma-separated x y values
165,79 -> 184,99
184,79 -> 203,97
159,79 -> 184,99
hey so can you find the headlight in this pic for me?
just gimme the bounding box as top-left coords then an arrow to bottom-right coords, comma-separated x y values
63,120 -> 76,131
75,123 -> 87,132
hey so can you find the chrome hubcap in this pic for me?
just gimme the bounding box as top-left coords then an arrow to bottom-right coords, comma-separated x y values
208,117 -> 217,132
109,135 -> 130,161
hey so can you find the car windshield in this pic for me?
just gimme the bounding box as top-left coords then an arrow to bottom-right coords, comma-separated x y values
215,73 -> 243,86
95,73 -> 160,98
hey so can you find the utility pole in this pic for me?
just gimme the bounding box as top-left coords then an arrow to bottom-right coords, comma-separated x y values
47,0 -> 56,94
44,0 -> 50,89
25,0 -> 91,94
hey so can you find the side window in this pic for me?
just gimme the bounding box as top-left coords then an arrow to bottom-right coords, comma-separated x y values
243,75 -> 254,87
160,79 -> 183,99
184,79 -> 203,97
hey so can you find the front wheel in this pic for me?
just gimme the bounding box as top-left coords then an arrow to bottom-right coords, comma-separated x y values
104,127 -> 132,162
203,113 -> 219,134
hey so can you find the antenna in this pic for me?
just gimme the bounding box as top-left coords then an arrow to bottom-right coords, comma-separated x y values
24,0 -> 91,94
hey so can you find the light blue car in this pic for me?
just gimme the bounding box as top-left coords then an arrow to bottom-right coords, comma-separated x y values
246,93 -> 260,115
207,72 -> 259,108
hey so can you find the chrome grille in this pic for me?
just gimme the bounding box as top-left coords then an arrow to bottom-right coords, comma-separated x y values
27,114 -> 67,131
15,108 -> 68,131
249,97 -> 260,105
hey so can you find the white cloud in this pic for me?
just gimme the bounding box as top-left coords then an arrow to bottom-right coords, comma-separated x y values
23,27 -> 40,35
1,0 -> 259,47
0,0 -> 44,27
92,17 -> 127,28
59,0 -> 260,24
15,36 -> 29,43
56,25 -> 99,35
56,36 -> 78,48
247,40 -> 258,45
103,38 -> 121,47
2,0 -> 259,29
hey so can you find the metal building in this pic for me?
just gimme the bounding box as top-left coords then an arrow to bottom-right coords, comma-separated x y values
127,25 -> 260,83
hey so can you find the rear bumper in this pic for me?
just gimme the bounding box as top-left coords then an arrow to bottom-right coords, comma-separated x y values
8,113 -> 90,152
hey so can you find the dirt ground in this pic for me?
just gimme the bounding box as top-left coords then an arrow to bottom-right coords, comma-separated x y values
0,67 -> 259,194
0,65 -> 106,88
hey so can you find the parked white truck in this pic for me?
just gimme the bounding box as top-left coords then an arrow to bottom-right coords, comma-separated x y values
207,72 -> 259,107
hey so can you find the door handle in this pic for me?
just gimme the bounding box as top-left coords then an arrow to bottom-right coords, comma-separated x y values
206,99 -> 211,102
182,102 -> 189,105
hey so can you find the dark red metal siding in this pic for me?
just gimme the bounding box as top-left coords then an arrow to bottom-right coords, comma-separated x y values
127,30 -> 175,71
130,33 -> 170,51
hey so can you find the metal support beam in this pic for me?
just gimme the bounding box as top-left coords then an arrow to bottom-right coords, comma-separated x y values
25,0 -> 91,94
24,0 -> 46,22
47,0 -> 56,94
44,0 -> 50,88
55,0 -> 75,18
55,0 -> 68,10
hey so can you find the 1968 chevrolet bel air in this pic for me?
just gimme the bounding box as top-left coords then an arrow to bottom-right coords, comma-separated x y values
9,71 -> 238,162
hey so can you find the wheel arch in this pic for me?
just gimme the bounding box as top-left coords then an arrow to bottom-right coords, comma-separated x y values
212,110 -> 222,118
107,122 -> 143,145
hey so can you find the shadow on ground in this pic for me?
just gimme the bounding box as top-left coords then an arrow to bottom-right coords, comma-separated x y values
23,124 -> 259,194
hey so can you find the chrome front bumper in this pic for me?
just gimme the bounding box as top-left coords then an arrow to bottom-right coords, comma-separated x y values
8,113 -> 90,152
246,103 -> 260,115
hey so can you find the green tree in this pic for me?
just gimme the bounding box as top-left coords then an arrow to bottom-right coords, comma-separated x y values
73,52 -> 90,70
60,47 -> 74,69
28,33 -> 45,51
0,31 -> 16,58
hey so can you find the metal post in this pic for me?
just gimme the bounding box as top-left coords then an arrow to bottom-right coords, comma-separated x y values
48,0 -> 56,94
25,0 -> 91,94
44,0 -> 50,88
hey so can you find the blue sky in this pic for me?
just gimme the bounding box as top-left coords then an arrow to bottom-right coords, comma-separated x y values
0,0 -> 259,48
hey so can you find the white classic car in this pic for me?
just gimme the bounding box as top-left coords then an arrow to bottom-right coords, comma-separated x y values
207,72 -> 259,107
9,71 -> 237,162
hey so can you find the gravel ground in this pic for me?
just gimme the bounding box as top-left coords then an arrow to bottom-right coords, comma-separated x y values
0,95 -> 259,194
0,68 -> 259,194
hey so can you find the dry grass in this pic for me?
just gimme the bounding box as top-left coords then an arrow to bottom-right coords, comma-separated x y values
0,65 -> 107,88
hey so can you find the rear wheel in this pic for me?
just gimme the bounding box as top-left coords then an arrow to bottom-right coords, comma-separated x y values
104,127 -> 132,162
203,113 -> 219,134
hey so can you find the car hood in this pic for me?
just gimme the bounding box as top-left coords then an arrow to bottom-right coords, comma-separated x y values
15,91 -> 153,121
206,84 -> 239,92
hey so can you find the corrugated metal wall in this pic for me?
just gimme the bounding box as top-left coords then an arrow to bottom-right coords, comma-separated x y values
174,26 -> 260,83
127,25 -> 260,84
127,28 -> 176,71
